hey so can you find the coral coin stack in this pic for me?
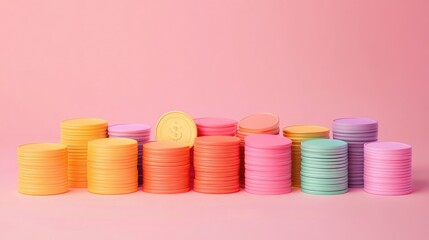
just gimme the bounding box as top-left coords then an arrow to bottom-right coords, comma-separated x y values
193,136 -> 241,194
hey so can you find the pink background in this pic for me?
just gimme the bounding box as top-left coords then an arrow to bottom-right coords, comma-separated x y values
1,0 -> 428,239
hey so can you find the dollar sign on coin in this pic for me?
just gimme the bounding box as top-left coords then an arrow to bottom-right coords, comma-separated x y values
156,111 -> 197,147
169,121 -> 183,141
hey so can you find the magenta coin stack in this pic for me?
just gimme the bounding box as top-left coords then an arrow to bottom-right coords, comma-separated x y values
364,142 -> 412,196
244,135 -> 292,195
108,124 -> 151,186
332,118 -> 378,188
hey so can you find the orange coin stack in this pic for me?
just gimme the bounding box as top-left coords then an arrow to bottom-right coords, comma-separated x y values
143,142 -> 191,194
17,143 -> 68,195
193,136 -> 241,194
61,118 -> 108,188
282,125 -> 330,187
87,138 -> 138,195
237,113 -> 280,186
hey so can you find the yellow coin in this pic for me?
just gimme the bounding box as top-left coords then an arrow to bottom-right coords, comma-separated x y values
283,125 -> 330,135
156,111 -> 197,147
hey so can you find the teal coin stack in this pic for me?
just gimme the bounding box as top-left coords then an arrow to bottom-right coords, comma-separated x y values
301,139 -> 348,195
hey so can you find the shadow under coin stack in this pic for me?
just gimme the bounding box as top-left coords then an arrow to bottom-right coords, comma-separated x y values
300,139 -> 348,195
143,142 -> 190,194
108,124 -> 151,186
87,138 -> 138,194
364,142 -> 412,196
282,125 -> 330,187
61,118 -> 108,188
17,143 -> 68,195
237,113 -> 280,187
332,118 -> 378,188
194,117 -> 238,136
193,136 -> 241,194
244,135 -> 292,195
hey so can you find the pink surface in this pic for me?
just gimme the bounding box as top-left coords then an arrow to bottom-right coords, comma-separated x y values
1,0 -> 429,239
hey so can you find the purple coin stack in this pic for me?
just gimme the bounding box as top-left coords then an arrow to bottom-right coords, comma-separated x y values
108,124 -> 151,186
332,118 -> 378,188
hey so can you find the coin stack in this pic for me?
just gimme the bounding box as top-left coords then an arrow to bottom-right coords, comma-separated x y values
364,142 -> 412,196
332,118 -> 378,188
108,124 -> 151,186
193,136 -> 241,194
143,141 -> 190,194
301,139 -> 348,195
60,118 -> 108,188
194,117 -> 237,136
17,143 -> 68,195
282,125 -> 330,187
87,138 -> 138,195
244,135 -> 292,195
237,113 -> 280,186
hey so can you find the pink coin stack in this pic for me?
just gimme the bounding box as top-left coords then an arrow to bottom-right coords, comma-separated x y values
244,134 -> 292,195
364,142 -> 412,196
194,117 -> 238,136
108,124 -> 151,186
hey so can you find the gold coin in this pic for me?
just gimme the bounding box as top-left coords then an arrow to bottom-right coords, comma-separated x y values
156,111 -> 197,147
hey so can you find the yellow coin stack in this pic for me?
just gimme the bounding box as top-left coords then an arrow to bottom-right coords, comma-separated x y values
87,138 -> 138,195
17,143 -> 68,195
282,125 -> 330,187
60,118 -> 108,188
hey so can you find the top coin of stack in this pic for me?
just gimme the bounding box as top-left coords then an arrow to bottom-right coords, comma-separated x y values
60,118 -> 108,188
237,113 -> 280,186
282,125 -> 330,187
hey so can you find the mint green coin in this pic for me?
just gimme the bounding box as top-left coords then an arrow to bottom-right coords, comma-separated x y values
301,151 -> 348,159
301,188 -> 348,195
301,182 -> 348,191
301,175 -> 348,184
302,139 -> 348,151
301,155 -> 348,163
301,161 -> 348,169
301,170 -> 347,179
301,167 -> 347,173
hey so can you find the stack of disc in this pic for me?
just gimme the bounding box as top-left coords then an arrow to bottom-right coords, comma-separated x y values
61,118 -> 108,188
17,143 -> 68,195
364,142 -> 412,196
333,118 -> 378,188
87,138 -> 138,194
244,135 -> 292,195
108,124 -> 151,186
301,139 -> 348,195
282,125 -> 330,187
237,113 -> 280,186
194,117 -> 237,136
193,136 -> 241,194
143,141 -> 190,194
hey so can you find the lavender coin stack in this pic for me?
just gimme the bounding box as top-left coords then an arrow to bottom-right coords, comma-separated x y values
332,118 -> 378,188
108,124 -> 151,186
